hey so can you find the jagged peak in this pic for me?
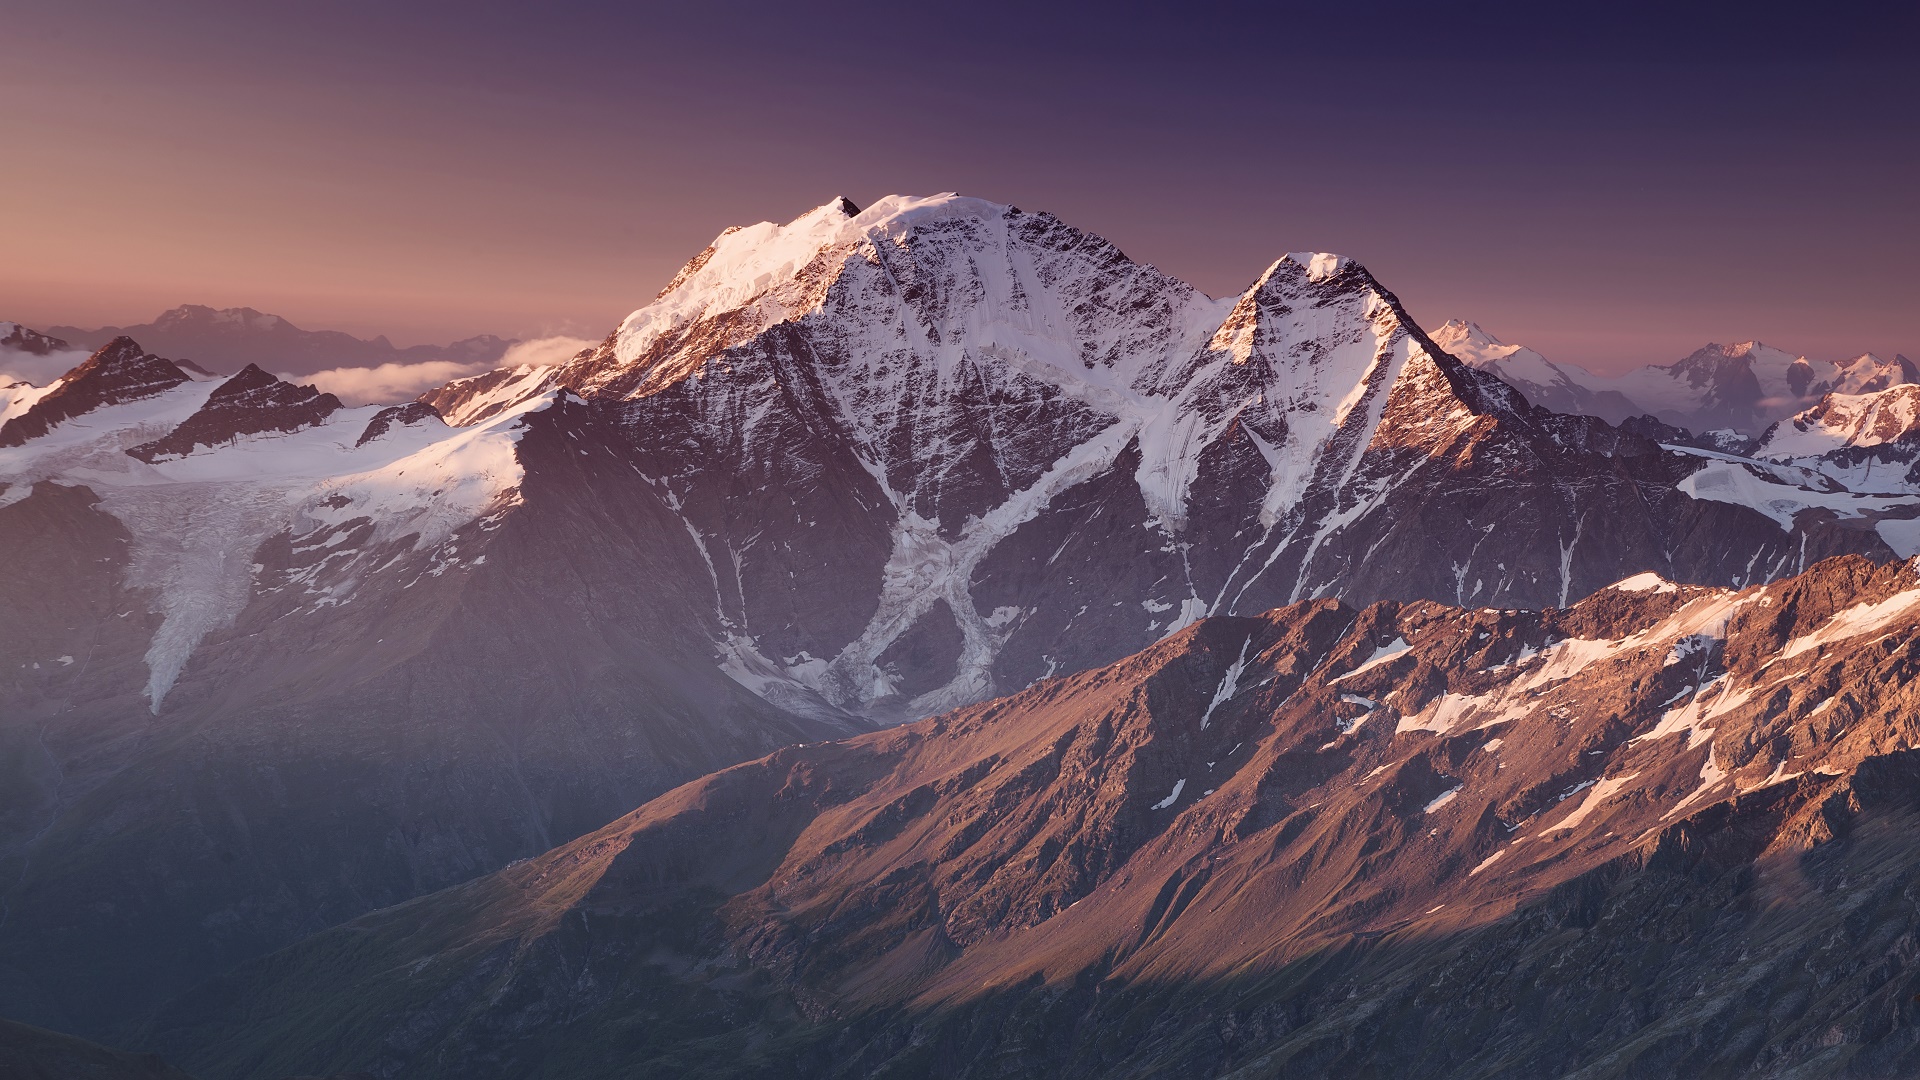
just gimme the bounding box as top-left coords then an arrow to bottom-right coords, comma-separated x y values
0,336 -> 190,447
634,193 -> 1010,313
1279,250 -> 1355,282
1432,318 -> 1498,344
152,304 -> 281,329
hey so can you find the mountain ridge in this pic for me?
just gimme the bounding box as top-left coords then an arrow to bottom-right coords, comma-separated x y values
1434,318 -> 1917,436
139,552 -> 1920,1079
47,304 -> 516,378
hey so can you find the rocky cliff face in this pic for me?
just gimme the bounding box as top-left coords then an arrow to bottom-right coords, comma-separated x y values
3,195 -> 1917,1041
141,553 -> 1920,1079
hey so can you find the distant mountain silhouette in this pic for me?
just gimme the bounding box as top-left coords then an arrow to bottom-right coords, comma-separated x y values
49,304 -> 512,376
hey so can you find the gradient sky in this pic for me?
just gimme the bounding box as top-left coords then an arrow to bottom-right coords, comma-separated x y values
6,0 -> 1917,372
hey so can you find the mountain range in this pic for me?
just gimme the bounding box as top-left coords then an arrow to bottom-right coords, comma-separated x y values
44,305 -> 516,377
1433,319 -> 1919,439
3,193 -> 1919,1076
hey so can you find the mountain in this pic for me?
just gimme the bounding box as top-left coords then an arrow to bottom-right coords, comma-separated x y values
1746,384 -> 1920,523
0,341 -> 859,1037
1827,351 -> 1920,395
1439,320 -> 1917,437
48,305 -> 515,377
5,194 -> 1918,1040
141,553 -> 1920,1079
0,336 -> 197,447
0,321 -> 72,356
1430,318 -> 1640,420
424,195 -> 1917,717
0,1018 -> 198,1080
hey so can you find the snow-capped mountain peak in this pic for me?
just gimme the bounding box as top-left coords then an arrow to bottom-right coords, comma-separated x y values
1438,323 -> 1917,437
1827,351 -> 1919,395
1282,251 -> 1354,282
578,193 -> 1225,404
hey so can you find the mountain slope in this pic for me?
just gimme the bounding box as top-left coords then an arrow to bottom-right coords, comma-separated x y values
0,347 -> 856,1035
1430,318 -> 1641,419
142,553 -> 1920,1079
0,1018 -> 198,1080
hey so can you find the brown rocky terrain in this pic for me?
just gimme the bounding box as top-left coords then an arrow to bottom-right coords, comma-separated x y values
142,553 -> 1920,1078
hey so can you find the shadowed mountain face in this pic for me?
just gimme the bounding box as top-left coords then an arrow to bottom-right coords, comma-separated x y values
4,195 -> 1919,1042
0,374 -> 860,1036
0,1018 -> 198,1080
140,554 -> 1920,1079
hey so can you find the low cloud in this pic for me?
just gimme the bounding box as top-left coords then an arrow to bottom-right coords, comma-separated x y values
0,346 -> 94,387
306,359 -> 492,406
304,335 -> 595,407
499,335 -> 597,369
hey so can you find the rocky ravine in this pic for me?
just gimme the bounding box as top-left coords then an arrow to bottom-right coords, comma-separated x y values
142,553 -> 1920,1079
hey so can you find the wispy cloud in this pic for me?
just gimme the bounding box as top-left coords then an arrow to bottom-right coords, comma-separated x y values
0,345 -> 93,387
499,335 -> 597,369
303,335 -> 594,406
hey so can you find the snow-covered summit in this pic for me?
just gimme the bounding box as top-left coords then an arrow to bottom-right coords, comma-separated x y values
1827,352 -> 1918,396
1282,251 -> 1354,282
570,193 -> 1236,403
1430,318 -> 1636,419
1432,319 -> 1559,385
1764,384 -> 1920,454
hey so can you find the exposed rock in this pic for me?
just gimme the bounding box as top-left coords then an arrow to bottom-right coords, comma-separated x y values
141,554 -> 1920,1079
0,337 -> 189,446
354,401 -> 444,446
126,364 -> 342,461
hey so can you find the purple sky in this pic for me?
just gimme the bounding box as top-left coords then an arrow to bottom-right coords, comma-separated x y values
6,0 -> 1917,373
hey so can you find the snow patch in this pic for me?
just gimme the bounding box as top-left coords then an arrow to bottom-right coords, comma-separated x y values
1330,636 -> 1411,683
1198,636 -> 1252,730
1780,587 -> 1920,660
1609,572 -> 1677,594
1547,773 -> 1639,833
